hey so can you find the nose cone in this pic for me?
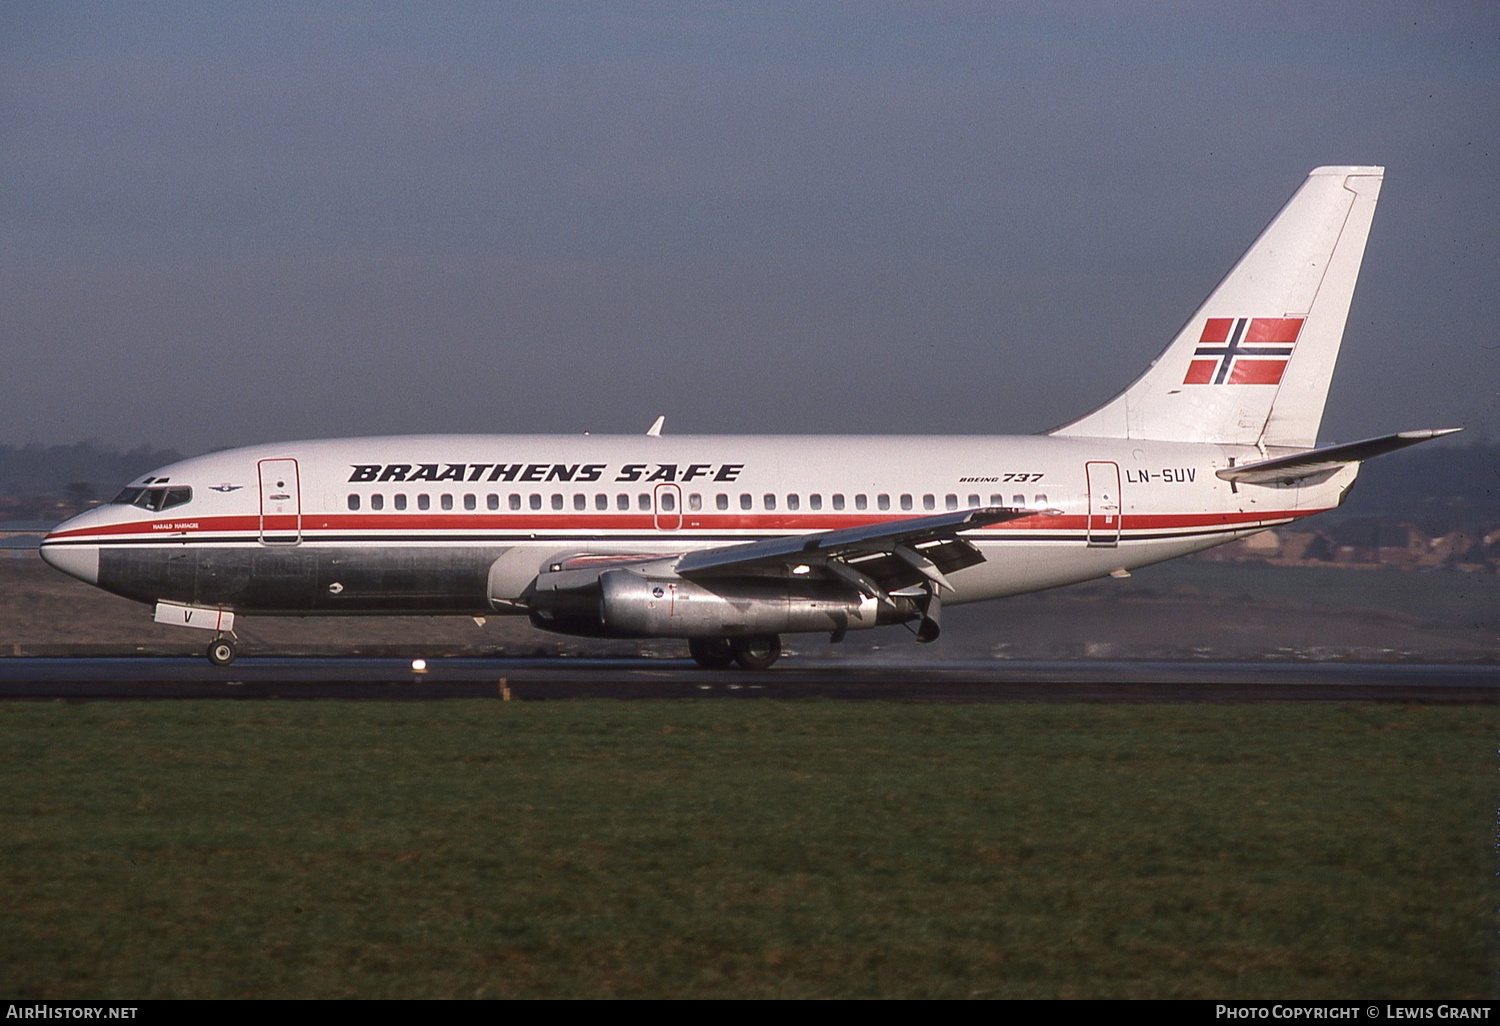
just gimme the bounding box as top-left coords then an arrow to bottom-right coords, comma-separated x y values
39,512 -> 102,585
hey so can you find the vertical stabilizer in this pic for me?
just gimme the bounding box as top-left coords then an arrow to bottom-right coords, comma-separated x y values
1052,166 -> 1383,448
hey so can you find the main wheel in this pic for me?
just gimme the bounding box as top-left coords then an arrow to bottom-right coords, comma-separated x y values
731,634 -> 781,670
689,636 -> 735,669
207,638 -> 237,667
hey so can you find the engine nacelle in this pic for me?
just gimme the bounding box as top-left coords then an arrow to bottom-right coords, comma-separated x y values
597,569 -> 879,638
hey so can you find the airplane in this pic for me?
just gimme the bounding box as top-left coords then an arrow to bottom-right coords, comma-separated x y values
40,166 -> 1458,668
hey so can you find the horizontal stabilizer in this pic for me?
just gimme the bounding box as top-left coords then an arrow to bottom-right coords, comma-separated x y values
1217,428 -> 1461,485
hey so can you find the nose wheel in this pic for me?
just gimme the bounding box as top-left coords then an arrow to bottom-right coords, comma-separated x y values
206,637 -> 237,667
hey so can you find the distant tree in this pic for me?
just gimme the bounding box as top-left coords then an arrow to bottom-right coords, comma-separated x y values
1301,534 -> 1334,562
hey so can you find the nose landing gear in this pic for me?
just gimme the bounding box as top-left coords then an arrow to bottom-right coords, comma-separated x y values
207,636 -> 237,667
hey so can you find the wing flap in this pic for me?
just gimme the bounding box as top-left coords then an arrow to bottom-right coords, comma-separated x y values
674,506 -> 1034,587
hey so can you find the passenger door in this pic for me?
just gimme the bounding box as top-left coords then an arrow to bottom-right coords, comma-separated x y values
258,458 -> 302,545
1085,461 -> 1121,548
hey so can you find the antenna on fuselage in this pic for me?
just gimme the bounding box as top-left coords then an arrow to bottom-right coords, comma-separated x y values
645,415 -> 665,437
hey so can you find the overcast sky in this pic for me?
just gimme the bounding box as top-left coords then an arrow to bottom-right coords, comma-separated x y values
3,2 -> 1496,452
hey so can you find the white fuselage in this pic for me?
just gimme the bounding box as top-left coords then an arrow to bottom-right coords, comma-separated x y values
40,432 -> 1355,617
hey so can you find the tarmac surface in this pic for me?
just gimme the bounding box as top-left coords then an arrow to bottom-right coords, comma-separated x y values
0,656 -> 1494,702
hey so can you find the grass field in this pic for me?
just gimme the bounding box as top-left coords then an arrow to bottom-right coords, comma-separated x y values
1,700 -> 1494,998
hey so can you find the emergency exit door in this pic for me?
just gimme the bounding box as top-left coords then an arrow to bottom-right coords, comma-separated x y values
258,458 -> 302,544
1085,461 -> 1121,548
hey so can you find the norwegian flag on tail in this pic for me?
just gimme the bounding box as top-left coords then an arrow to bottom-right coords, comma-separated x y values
1183,317 -> 1303,385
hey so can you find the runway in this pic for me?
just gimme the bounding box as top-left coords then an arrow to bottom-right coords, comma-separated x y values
0,656 -> 1493,702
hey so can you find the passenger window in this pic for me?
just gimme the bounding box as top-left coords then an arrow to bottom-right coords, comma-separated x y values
990,494 -> 1004,506
688,493 -> 702,511
1012,494 -> 1025,506
509,494 -> 522,511
809,494 -> 822,510
660,492 -> 676,512
596,494 -> 608,511
764,494 -> 777,511
922,494 -> 935,511
945,494 -> 957,511
900,494 -> 913,511
856,494 -> 868,510
968,494 -> 980,508
618,494 -> 630,511
372,494 -> 384,511
573,494 -> 586,511
832,494 -> 845,510
716,494 -> 729,511
638,494 -> 651,511
740,494 -> 752,511
347,494 -> 360,511
487,494 -> 499,511
394,494 -> 407,511
877,494 -> 890,511
1034,494 -> 1048,506
551,494 -> 564,511
440,494 -> 454,511
418,494 -> 431,511
464,494 -> 476,511
529,494 -> 541,510
786,494 -> 799,511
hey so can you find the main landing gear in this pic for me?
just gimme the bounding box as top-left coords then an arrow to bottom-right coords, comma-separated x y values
206,636 -> 237,667
689,634 -> 782,670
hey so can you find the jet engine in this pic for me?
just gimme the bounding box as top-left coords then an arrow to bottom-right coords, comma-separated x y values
595,569 -> 880,638
515,553 -> 935,650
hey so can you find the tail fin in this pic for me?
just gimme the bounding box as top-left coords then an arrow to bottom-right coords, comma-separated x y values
1052,166 -> 1384,448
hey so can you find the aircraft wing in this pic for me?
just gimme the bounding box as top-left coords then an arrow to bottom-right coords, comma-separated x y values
1217,428 -> 1461,485
674,506 -> 1038,594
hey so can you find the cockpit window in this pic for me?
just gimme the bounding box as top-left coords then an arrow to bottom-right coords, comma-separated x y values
111,486 -> 192,512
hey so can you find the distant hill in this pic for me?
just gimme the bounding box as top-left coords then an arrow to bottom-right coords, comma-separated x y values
0,442 -> 185,501
1334,441 -> 1499,526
